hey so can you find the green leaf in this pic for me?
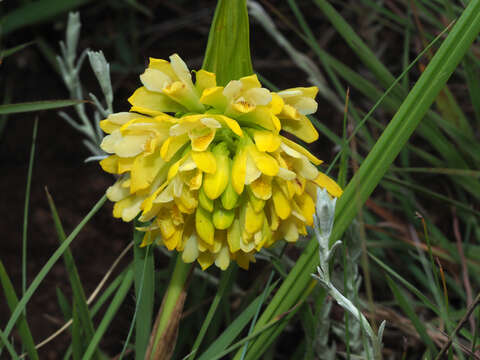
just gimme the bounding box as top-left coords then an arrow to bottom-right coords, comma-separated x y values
45,190 -> 97,354
0,261 -> 39,360
236,0 -> 480,358
197,280 -> 278,360
0,41 -> 35,59
56,287 -> 72,320
1,195 -> 107,348
190,266 -> 234,360
132,225 -> 155,360
385,274 -> 437,355
0,0 -> 91,35
82,267 -> 134,360
202,0 -> 253,85
0,100 -> 85,115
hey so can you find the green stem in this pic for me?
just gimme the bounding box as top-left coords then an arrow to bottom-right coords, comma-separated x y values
150,254 -> 192,359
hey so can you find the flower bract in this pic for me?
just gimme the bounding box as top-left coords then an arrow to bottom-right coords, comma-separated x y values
100,53 -> 342,270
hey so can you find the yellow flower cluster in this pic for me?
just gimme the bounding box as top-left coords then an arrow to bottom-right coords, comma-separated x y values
100,54 -> 342,270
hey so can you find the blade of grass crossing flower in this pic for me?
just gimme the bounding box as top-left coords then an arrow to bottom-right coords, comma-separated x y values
82,267 -> 134,360
45,189 -> 97,350
1,194 -> 107,346
23,119 -> 38,299
0,99 -> 85,114
0,261 -> 38,360
234,2 -> 480,359
385,274 -> 437,355
196,280 -> 279,360
132,225 -> 154,360
190,266 -> 234,360
202,0 -> 253,85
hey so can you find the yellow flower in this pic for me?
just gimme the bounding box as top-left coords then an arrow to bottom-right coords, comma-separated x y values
100,53 -> 342,271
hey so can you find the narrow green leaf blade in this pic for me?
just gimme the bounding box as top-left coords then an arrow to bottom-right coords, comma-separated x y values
385,274 -> 437,354
0,0 -> 90,35
0,261 -> 39,360
0,100 -> 85,115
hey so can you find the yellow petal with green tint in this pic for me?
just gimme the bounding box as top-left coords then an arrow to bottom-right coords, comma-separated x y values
280,113 -> 319,143
106,180 -> 130,201
140,231 -> 156,247
250,175 -> 272,200
199,187 -> 214,212
227,218 -> 241,253
214,245 -> 230,271
100,155 -> 119,174
272,185 -> 291,220
296,192 -> 315,226
157,216 -> 175,239
213,207 -> 235,229
247,145 -> 279,176
244,201 -> 264,234
140,68 -> 172,92
231,148 -> 247,194
280,135 -> 323,165
189,127 -> 215,152
253,130 -> 280,152
163,229 -> 182,251
314,172 -> 343,198
195,69 -> 217,93
239,74 -> 261,90
182,235 -> 199,263
217,115 -> 243,136
113,196 -> 143,221
148,57 -> 177,79
269,93 -> 284,115
196,206 -> 214,245
160,134 -> 189,161
163,81 -> 205,113
128,87 -> 186,115
203,144 -> 229,199
221,158 -> 240,209
192,151 -> 217,174
200,86 -> 228,110
130,151 -> 165,193
197,252 -> 215,270
118,157 -> 134,174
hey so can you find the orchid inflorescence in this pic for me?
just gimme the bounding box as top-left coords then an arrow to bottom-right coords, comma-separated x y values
100,54 -> 342,270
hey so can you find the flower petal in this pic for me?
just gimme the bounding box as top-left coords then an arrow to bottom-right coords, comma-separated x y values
128,87 -> 186,115
192,151 -> 217,174
313,172 -> 343,198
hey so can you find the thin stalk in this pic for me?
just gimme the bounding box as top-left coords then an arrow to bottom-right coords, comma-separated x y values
150,255 -> 192,359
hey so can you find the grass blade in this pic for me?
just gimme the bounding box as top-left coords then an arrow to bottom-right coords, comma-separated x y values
236,1 -> 480,358
0,261 -> 38,360
22,119 -> 38,297
0,100 -> 85,114
131,225 -> 155,360
1,195 -> 107,345
0,41 -> 35,59
45,189 -> 97,355
197,279 -> 278,360
82,266 -> 134,360
385,274 -> 437,355
190,266 -> 234,360
0,0 -> 90,35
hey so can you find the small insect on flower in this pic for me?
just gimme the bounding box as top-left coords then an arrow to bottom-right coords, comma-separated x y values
100,54 -> 342,270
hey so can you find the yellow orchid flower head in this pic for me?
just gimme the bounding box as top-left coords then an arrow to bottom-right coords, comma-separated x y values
100,53 -> 342,271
